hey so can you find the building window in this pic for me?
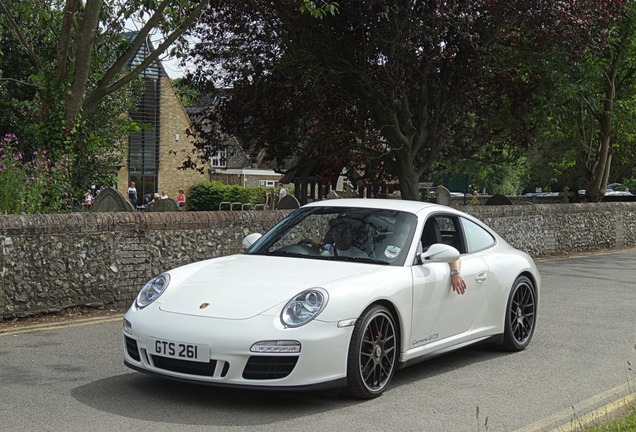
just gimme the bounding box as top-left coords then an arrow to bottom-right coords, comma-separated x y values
128,40 -> 161,205
259,180 -> 277,187
211,150 -> 227,168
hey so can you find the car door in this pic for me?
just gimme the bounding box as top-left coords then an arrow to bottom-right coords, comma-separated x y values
409,215 -> 493,348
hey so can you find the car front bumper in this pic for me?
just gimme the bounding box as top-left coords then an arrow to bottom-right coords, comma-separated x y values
122,305 -> 354,390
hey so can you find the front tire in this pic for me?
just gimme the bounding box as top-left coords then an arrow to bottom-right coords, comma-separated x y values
500,275 -> 537,351
344,305 -> 398,399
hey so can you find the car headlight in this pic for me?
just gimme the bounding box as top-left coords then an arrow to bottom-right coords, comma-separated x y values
135,274 -> 170,309
281,288 -> 328,327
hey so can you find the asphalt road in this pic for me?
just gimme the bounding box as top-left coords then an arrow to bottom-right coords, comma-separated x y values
1,249 -> 635,432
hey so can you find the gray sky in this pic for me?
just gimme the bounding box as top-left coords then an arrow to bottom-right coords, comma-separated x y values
162,57 -> 185,79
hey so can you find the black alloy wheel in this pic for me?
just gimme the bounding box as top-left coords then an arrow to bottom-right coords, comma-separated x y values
501,275 -> 537,351
344,305 -> 398,399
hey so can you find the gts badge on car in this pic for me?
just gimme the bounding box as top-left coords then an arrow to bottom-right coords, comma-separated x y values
199,303 -> 210,309
412,333 -> 438,346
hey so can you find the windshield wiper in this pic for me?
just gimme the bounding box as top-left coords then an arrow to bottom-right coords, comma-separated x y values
255,250 -> 306,258
325,255 -> 389,265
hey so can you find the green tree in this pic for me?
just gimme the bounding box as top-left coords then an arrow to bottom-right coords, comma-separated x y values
0,0 -> 210,201
299,0 -> 339,19
172,77 -> 201,107
532,2 -> 636,201
186,1 -> 616,200
0,1 -> 44,147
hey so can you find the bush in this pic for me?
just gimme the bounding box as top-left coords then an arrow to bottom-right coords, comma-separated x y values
188,181 -> 269,211
0,133 -> 73,214
621,179 -> 636,193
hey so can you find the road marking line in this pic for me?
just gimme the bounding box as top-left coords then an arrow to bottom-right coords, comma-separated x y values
512,382 -> 635,432
0,315 -> 124,336
552,392 -> 636,432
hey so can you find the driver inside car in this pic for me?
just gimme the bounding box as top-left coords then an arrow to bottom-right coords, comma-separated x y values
323,220 -> 369,258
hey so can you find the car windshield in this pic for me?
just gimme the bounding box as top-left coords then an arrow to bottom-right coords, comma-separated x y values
246,206 -> 418,266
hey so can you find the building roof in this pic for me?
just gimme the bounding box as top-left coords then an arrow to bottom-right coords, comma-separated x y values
124,31 -> 169,79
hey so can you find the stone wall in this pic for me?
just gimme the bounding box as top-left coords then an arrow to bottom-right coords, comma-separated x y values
0,210 -> 285,320
1,202 -> 635,320
462,202 -> 636,257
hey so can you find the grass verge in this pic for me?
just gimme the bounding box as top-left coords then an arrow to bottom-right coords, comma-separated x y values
578,392 -> 636,432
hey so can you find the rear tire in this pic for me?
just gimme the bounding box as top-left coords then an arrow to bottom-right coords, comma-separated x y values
500,276 -> 537,351
343,305 -> 397,399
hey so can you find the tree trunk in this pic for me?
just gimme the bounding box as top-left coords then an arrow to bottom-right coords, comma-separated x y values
64,0 -> 102,132
585,120 -> 612,202
584,19 -> 631,202
398,171 -> 420,201
383,93 -> 433,202
55,0 -> 78,85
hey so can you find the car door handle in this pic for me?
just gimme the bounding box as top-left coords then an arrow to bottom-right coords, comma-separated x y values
476,271 -> 487,283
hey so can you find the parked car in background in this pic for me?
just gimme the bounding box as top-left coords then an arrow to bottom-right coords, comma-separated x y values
123,199 -> 540,398
579,183 -> 633,197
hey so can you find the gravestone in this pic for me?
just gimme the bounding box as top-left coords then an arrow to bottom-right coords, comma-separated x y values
277,194 -> 301,209
435,186 -> 451,206
339,184 -> 359,198
485,194 -> 513,205
326,190 -> 341,200
90,187 -> 135,212
147,198 -> 179,212
560,186 -> 575,203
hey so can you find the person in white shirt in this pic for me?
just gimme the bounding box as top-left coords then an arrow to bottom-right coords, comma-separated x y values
325,221 -> 368,258
127,182 -> 137,207
278,182 -> 287,202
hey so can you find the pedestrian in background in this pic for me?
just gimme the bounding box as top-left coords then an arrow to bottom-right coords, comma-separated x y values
278,182 -> 287,205
176,190 -> 186,208
127,182 -> 137,207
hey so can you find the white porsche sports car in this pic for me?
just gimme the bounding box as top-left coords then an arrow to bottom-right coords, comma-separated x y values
123,199 -> 539,398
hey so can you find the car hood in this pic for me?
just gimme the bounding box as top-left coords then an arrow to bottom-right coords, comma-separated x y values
158,254 -> 383,319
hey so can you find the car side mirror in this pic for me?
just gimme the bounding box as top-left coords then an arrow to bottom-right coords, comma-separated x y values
242,233 -> 262,249
419,243 -> 460,263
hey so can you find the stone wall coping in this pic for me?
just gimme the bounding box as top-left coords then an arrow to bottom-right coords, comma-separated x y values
0,210 -> 290,232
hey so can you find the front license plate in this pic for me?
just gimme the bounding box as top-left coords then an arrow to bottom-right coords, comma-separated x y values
149,338 -> 209,363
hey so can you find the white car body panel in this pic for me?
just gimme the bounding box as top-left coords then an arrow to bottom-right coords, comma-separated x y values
156,255 -> 390,320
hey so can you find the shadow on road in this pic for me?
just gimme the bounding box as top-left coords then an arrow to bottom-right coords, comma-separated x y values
71,344 -> 506,427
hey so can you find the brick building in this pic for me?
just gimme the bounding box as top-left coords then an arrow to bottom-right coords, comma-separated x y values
116,39 -> 284,205
186,94 -> 284,190
115,37 -> 207,205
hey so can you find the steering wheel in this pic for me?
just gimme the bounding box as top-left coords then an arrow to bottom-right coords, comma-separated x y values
296,239 -> 330,256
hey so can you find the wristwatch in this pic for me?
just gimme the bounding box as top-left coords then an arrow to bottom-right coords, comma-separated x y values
450,269 -> 460,277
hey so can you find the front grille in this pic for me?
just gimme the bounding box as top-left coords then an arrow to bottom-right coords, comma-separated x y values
125,336 -> 141,361
151,356 -> 218,377
243,356 -> 299,380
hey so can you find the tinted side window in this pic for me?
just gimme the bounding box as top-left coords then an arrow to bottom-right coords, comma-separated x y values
435,215 -> 465,253
461,218 -> 495,253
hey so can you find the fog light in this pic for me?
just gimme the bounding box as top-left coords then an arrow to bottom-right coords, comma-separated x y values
123,318 -> 132,335
250,340 -> 301,353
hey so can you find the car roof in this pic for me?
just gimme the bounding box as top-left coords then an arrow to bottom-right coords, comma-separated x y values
303,198 -> 445,214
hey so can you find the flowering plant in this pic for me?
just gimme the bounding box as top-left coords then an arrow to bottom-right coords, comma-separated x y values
0,133 -> 73,214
